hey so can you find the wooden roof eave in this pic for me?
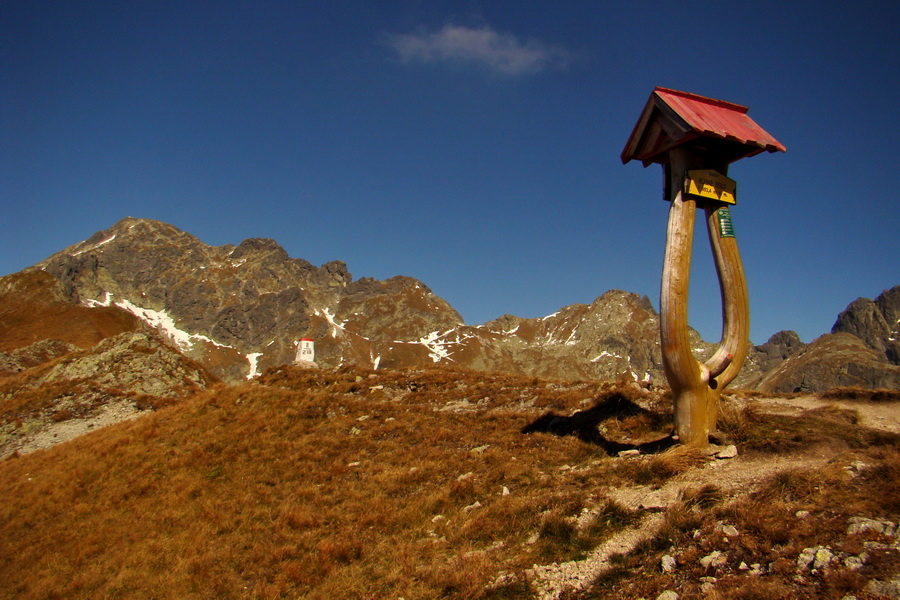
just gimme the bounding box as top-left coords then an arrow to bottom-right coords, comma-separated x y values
622,99 -> 698,166
622,87 -> 786,166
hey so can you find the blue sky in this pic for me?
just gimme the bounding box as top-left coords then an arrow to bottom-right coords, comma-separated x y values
2,1 -> 898,345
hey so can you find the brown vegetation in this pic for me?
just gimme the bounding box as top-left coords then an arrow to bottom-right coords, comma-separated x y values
1,366 -> 898,599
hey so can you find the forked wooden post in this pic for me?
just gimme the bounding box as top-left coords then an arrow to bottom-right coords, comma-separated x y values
622,88 -> 785,446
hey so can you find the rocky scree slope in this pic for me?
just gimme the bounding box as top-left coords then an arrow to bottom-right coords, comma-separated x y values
0,330 -> 216,458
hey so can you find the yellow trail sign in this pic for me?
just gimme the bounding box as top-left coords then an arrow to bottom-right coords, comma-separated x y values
685,169 -> 736,204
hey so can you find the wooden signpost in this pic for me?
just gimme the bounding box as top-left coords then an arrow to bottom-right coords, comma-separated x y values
622,88 -> 785,446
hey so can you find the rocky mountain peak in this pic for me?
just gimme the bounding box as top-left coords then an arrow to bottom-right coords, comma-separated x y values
30,219 -> 464,381
230,237 -> 291,259
3,219 -> 896,390
832,285 -> 900,364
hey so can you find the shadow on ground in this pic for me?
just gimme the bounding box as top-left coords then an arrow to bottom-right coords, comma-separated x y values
521,393 -> 676,455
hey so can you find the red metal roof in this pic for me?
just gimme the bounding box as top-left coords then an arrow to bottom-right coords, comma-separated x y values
621,87 -> 786,166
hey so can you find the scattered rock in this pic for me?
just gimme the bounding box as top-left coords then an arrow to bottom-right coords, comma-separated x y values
813,547 -> 834,570
848,516 -> 897,537
661,554 -> 676,573
748,563 -> 765,576
700,551 -> 727,569
865,577 -> 900,599
846,461 -> 871,477
656,591 -> 679,600
797,547 -> 818,571
716,445 -> 739,459
797,546 -> 835,572
720,524 -> 740,538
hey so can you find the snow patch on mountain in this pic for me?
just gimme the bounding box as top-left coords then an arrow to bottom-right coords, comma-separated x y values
399,328 -> 476,363
316,307 -> 347,338
70,234 -> 117,257
591,351 -> 624,363
84,292 -> 234,352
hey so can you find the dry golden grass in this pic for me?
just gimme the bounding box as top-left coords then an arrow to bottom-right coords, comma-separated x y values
0,366 -> 644,599
1,365 -> 898,600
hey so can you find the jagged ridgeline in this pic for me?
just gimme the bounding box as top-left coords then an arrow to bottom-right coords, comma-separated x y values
3,217 -> 899,390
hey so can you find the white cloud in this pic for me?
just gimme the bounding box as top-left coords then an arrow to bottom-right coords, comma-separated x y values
383,24 -> 571,75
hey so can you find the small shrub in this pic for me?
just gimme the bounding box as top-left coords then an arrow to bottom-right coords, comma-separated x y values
680,484 -> 723,510
717,401 -> 758,442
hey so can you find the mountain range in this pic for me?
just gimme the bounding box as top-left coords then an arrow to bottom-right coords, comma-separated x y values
2,217 -> 898,393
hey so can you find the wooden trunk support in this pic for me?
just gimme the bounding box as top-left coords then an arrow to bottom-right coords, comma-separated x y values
660,148 -> 750,446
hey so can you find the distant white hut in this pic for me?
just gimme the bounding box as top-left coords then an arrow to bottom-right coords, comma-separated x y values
294,338 -> 317,367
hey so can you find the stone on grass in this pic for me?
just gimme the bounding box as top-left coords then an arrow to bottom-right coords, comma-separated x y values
700,551 -> 726,569
716,445 -> 738,459
865,577 -> 900,599
721,525 -> 739,538
661,554 -> 676,573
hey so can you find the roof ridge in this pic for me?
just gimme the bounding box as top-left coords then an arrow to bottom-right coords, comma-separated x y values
653,87 -> 749,114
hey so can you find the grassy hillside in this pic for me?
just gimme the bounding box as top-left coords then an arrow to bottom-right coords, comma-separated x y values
1,366 -> 899,599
